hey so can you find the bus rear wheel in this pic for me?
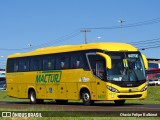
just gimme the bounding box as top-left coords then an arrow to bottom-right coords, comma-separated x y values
114,100 -> 125,105
29,90 -> 37,104
29,90 -> 44,104
81,90 -> 94,106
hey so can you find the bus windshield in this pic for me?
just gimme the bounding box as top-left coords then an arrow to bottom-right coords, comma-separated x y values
106,52 -> 146,82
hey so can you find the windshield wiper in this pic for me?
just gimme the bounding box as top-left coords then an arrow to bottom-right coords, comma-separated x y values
129,69 -> 139,81
121,68 -> 129,81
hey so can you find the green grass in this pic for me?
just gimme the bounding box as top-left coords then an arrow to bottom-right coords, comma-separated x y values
0,90 -> 25,102
0,91 -> 28,102
126,86 -> 160,104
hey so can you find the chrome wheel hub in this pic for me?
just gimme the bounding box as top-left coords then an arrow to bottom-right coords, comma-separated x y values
83,93 -> 90,102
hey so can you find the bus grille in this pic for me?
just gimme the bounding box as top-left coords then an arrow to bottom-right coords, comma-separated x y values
118,94 -> 142,98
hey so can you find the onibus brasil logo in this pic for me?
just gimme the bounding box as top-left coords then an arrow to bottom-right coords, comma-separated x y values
36,70 -> 62,83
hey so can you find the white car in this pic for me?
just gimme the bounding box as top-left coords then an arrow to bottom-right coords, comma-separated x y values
0,80 -> 6,90
154,79 -> 160,85
148,79 -> 160,86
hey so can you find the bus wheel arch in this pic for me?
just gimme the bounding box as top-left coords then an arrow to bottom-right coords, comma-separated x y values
80,88 -> 94,106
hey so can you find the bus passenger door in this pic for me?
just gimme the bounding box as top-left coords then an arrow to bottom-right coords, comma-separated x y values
87,53 -> 106,100
95,60 -> 106,100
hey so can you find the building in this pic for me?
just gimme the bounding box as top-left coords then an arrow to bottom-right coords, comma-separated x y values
147,58 -> 160,69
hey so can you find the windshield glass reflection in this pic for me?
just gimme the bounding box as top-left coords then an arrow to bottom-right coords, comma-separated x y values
107,52 -> 146,81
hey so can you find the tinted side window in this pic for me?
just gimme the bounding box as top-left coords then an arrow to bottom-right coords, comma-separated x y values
43,56 -> 55,70
19,58 -> 29,72
88,55 -> 105,80
7,59 -> 14,73
96,61 -> 105,80
56,56 -> 69,70
14,59 -> 19,72
30,57 -> 42,71
71,54 -> 84,69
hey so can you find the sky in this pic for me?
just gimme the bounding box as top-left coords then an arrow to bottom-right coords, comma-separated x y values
0,0 -> 160,68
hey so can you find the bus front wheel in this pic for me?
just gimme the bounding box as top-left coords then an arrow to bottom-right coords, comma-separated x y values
114,100 -> 125,105
81,90 -> 94,106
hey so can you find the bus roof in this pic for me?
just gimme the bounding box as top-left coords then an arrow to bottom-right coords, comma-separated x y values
8,42 -> 138,58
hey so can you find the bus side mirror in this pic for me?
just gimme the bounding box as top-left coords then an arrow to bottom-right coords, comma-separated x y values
142,54 -> 148,70
96,52 -> 112,69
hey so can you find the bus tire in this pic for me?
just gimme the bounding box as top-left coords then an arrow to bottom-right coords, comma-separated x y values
114,100 -> 125,106
55,100 -> 68,104
81,90 -> 94,106
29,90 -> 37,104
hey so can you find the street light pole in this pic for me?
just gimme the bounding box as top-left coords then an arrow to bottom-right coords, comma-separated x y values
80,29 -> 91,44
118,20 -> 125,27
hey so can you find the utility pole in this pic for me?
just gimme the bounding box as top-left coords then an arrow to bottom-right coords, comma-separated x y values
80,29 -> 91,44
118,20 -> 125,41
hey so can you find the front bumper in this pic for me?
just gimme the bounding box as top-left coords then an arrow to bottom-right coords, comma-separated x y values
106,90 -> 147,100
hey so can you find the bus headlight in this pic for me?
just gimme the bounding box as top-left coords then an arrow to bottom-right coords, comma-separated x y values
106,86 -> 119,93
140,85 -> 147,92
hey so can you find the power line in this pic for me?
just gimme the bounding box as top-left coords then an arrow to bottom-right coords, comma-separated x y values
138,45 -> 160,50
0,29 -> 81,51
130,37 -> 160,45
138,43 -> 160,48
129,37 -> 160,50
85,18 -> 160,30
32,30 -> 81,48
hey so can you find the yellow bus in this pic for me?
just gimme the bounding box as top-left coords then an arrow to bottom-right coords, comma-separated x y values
6,42 -> 148,105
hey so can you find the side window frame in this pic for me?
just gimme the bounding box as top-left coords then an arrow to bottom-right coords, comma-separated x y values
43,55 -> 55,70
86,52 -> 106,80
